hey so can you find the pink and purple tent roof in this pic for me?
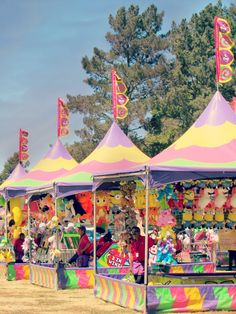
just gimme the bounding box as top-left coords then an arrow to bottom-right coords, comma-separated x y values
55,121 -> 149,196
0,163 -> 26,194
149,91 -> 236,184
7,139 -> 78,197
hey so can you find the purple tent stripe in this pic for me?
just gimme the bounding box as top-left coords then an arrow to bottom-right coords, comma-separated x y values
8,163 -> 26,180
97,122 -> 134,148
195,91 -> 236,127
43,139 -> 75,160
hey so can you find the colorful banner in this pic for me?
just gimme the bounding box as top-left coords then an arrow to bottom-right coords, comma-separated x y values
97,243 -> 129,268
57,97 -> 69,137
112,69 -> 129,120
214,16 -> 234,84
19,129 -> 29,162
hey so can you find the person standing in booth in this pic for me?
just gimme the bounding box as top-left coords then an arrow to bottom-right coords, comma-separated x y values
130,226 -> 155,284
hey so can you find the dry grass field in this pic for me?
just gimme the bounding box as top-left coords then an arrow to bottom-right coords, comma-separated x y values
0,279 -> 136,314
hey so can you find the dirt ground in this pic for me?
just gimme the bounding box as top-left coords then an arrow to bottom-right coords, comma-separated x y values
0,279 -> 136,314
0,279 -> 233,314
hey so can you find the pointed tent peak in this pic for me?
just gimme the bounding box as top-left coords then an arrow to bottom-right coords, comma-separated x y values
8,163 -> 27,181
97,121 -> 134,148
194,91 -> 236,127
43,138 -> 75,160
0,162 -> 27,190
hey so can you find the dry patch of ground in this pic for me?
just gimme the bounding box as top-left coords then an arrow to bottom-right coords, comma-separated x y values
0,279 -> 135,314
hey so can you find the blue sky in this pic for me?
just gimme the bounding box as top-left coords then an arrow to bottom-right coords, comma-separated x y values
0,0 -> 233,171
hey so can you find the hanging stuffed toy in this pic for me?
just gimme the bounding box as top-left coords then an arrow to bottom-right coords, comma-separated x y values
156,230 -> 177,265
182,207 -> 192,229
204,207 -> 214,228
227,207 -> 236,229
183,189 -> 195,208
215,186 -> 228,209
157,185 -> 173,210
214,207 -> 225,229
134,190 -> 146,209
75,192 -> 93,222
197,187 -> 214,210
96,192 -> 110,232
193,206 -> 204,229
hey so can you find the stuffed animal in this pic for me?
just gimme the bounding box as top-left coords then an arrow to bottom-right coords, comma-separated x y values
183,189 -> 195,208
206,229 -> 218,263
214,207 -> 225,229
193,207 -> 204,228
39,194 -> 55,218
156,232 -> 177,265
75,192 -> 93,222
149,190 -> 159,208
215,186 -> 228,209
204,207 -> 214,228
227,207 -> 236,229
182,207 -> 192,228
197,187 -> 214,210
96,192 -> 110,231
134,190 -> 145,209
48,235 -> 61,263
182,233 -> 191,251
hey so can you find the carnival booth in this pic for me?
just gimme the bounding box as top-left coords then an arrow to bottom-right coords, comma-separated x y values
0,163 -> 30,281
52,121 -> 150,289
6,139 -> 78,288
93,92 -> 236,313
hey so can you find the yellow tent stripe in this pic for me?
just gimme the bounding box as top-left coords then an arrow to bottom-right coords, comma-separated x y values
174,122 -> 236,149
81,145 -> 149,164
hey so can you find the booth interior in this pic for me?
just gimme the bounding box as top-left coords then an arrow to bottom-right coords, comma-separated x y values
28,190 -> 130,289
93,173 -> 236,313
0,194 -> 29,281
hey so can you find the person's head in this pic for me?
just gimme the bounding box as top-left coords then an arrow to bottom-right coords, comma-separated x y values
120,240 -> 128,250
19,233 -> 25,240
9,219 -> 15,227
120,231 -> 128,241
78,225 -> 86,236
131,226 -> 141,240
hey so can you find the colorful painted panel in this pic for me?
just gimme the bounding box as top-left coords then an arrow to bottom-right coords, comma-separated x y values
59,268 -> 94,289
7,263 -> 30,281
0,262 -> 7,280
167,262 -> 215,274
147,284 -> 236,312
30,264 -> 57,289
95,274 -> 145,312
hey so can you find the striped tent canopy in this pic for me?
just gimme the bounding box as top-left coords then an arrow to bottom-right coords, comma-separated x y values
7,139 -> 78,197
0,163 -> 26,193
149,91 -> 236,184
56,121 -> 149,196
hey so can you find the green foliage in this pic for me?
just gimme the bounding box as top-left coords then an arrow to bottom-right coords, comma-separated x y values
66,4 -> 167,161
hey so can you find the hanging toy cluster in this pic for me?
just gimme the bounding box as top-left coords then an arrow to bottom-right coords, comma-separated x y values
155,210 -> 177,265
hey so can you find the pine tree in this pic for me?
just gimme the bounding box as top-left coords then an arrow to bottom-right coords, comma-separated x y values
66,4 -> 168,161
